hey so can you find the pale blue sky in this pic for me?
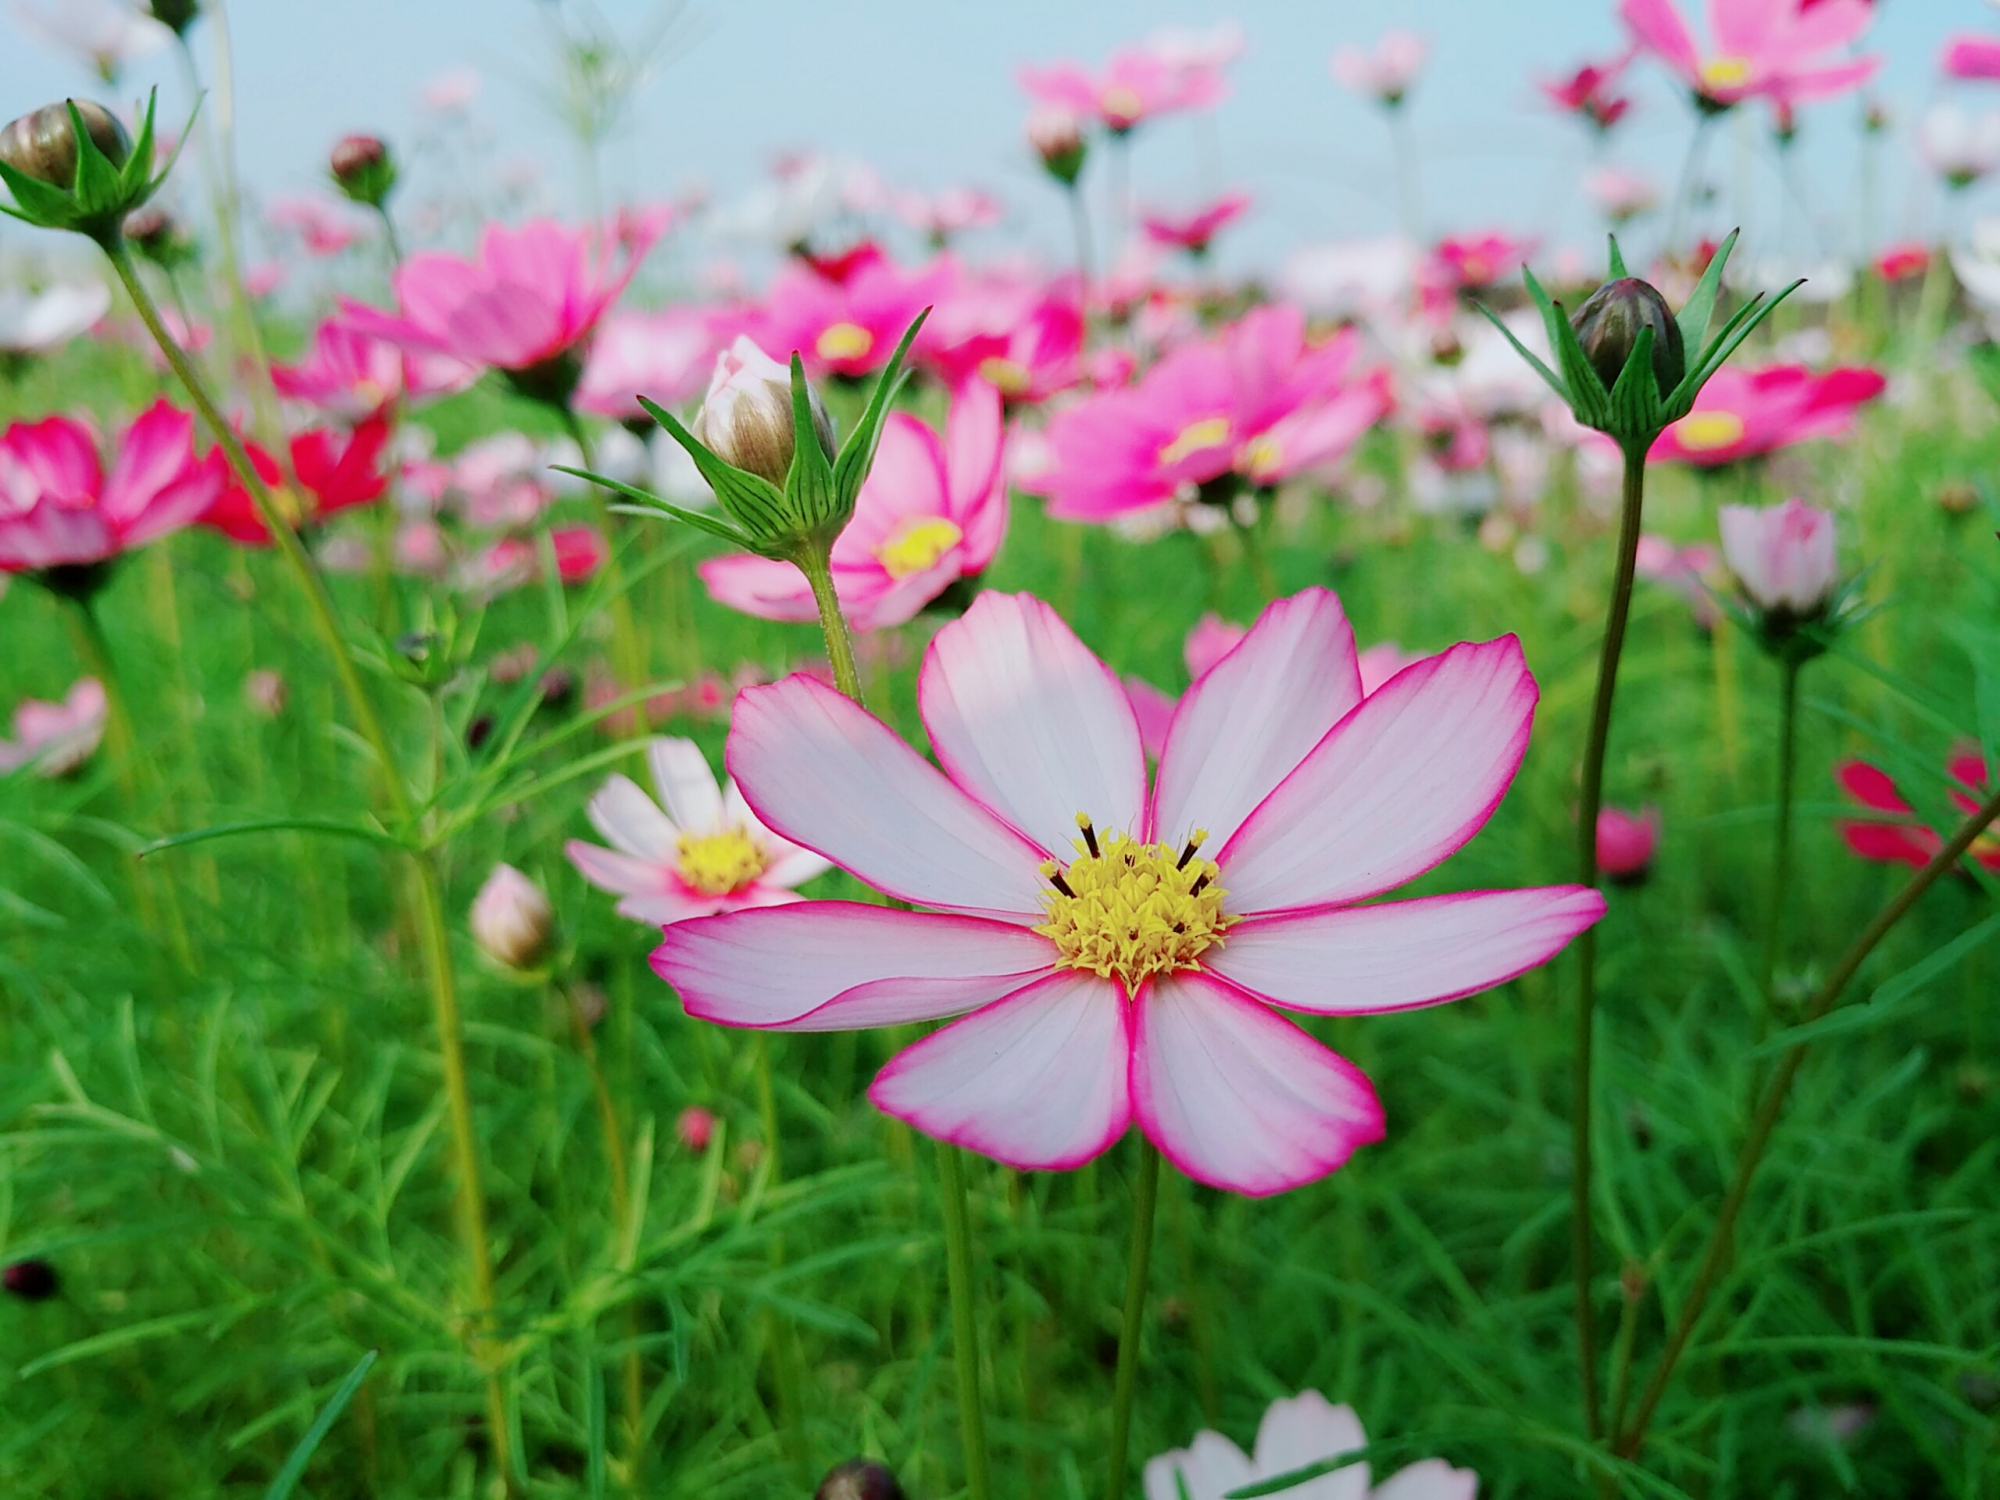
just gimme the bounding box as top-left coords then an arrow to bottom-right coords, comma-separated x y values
4,0 -> 1999,279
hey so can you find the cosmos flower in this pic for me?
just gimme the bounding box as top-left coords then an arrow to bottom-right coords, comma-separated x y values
1944,34 -> 2000,82
1618,0 -> 1879,111
1542,53 -> 1637,131
199,416 -> 394,545
1141,192 -> 1252,256
0,281 -> 110,356
654,589 -> 1603,1194
1330,30 -> 1428,107
1019,31 -> 1235,133
566,737 -> 832,925
1648,364 -> 1885,466
271,317 -> 476,420
573,306 -> 720,421
751,251 -> 948,378
917,265 -> 1085,404
14,0 -> 167,83
1145,1390 -> 1477,1500
462,525 -> 607,596
1835,750 -> 2000,874
1718,497 -> 1839,618
0,677 -> 106,777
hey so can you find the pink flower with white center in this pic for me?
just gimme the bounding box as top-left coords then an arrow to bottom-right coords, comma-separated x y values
1718,497 -> 1839,617
338,212 -> 666,377
1945,34 -> 2000,82
917,266 -> 1085,405
574,306 -> 719,420
699,378 -> 1006,632
653,589 -> 1604,1194
1145,1391 -> 1477,1500
1019,35 -> 1232,134
1330,30 -> 1429,107
1597,806 -> 1660,884
1142,193 -> 1253,256
0,401 -> 223,576
1649,364 -> 1884,467
752,254 -> 948,378
1619,0 -> 1879,111
567,737 -> 831,925
0,677 -> 106,777
272,317 -> 476,421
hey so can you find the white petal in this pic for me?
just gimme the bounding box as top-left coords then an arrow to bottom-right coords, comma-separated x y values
585,773 -> 679,860
1144,1431 -> 1258,1500
1251,1392 -> 1370,1500
648,736 -> 727,833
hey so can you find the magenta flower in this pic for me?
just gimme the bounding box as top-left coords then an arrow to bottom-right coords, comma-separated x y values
1718,497 -> 1839,616
1836,750 -> 2000,875
567,737 -> 831,925
1543,53 -> 1637,131
653,589 -> 1603,1194
894,186 -> 1003,244
339,212 -> 666,380
1944,34 -> 2000,82
273,317 -> 475,420
1618,0 -> 1879,110
0,677 -> 105,777
267,195 -> 369,257
1019,34 -> 1232,134
1330,30 -> 1429,107
700,378 -> 1006,632
574,306 -> 719,420
751,252 -> 948,378
1649,364 -> 1884,466
1596,806 -> 1661,884
917,267 -> 1085,405
1141,192 -> 1253,256
463,525 -> 607,597
0,401 -> 223,576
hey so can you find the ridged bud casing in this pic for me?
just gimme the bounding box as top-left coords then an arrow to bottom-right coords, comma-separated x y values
1570,277 -> 1685,399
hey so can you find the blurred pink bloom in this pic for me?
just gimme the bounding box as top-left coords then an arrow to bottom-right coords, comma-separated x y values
1141,192 -> 1252,255
575,306 -> 719,420
1357,641 -> 1422,695
918,265 -> 1085,403
675,1105 -> 717,1152
1019,31 -> 1234,133
267,195 -> 369,257
421,432 -> 566,529
1146,1390 -> 1477,1500
470,864 -> 553,970
465,525 -> 606,596
1874,242 -> 1928,282
896,186 -> 1003,243
1426,232 -> 1536,294
0,678 -> 105,777
244,263 -> 287,299
1585,166 -> 1660,222
1330,30 -> 1428,106
1184,613 -> 1248,679
0,401 -> 223,574
273,317 -> 476,420
1596,806 -> 1660,884
1635,534 -> 1721,626
423,66 -> 481,113
1618,0 -> 1879,109
654,588 -> 1602,1193
340,213 -> 666,376
1836,749 -> 2000,873
1543,53 -> 1637,130
752,252 -> 948,377
567,737 -> 832,925
1649,364 -> 1885,466
701,378 -> 1006,631
1718,497 -> 1839,616
1944,34 -> 2000,82
14,0 -> 165,81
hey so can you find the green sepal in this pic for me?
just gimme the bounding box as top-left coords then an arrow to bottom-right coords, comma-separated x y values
783,350 -> 839,533
832,307 -> 928,511
1606,323 -> 1662,444
1548,303 -> 1613,430
636,395 -> 791,542
0,161 -> 73,223
1673,226 -> 1741,357
1672,282 -> 1801,411
1473,299 -> 1567,403
551,463 -> 774,557
1606,233 -> 1629,279
69,100 -> 123,218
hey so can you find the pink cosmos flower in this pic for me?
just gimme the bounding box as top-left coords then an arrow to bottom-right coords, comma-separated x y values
653,588 -> 1604,1194
1945,34 -> 2000,82
567,737 -> 832,925
1648,364 -> 1885,466
267,196 -> 370,257
752,253 -> 948,378
274,317 -> 476,420
1618,0 -> 1879,110
1597,806 -> 1660,884
1836,750 -> 2000,874
200,415 -> 394,546
1146,1390 -> 1477,1500
896,186 -> 1003,244
917,266 -> 1085,404
1718,497 -> 1839,616
1543,53 -> 1637,130
1875,243 -> 1929,282
574,306 -> 719,420
0,678 -> 106,777
1330,30 -> 1428,106
1586,166 -> 1660,223
0,401 -> 223,575
1635,534 -> 1721,626
700,378 -> 1006,632
1426,233 -> 1536,295
339,212 -> 666,377
1358,641 -> 1422,695
463,525 -> 607,596
1018,35 -> 1232,134
1142,193 -> 1253,256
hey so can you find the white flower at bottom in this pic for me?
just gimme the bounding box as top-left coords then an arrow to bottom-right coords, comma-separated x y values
1145,1391 -> 1477,1500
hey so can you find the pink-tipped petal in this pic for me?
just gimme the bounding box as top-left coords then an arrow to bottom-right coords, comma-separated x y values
1132,970 -> 1384,1195
919,591 -> 1148,851
868,970 -> 1132,1170
1150,588 -> 1362,849
1209,886 -> 1605,1015
565,838 -> 673,899
727,675 -> 1050,919
1220,636 -> 1537,913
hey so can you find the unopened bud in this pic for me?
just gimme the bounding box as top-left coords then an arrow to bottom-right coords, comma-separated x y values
146,0 -> 201,36
124,203 -> 193,269
815,1458 -> 907,1500
676,1105 -> 716,1153
243,668 -> 287,718
0,101 -> 130,190
691,335 -> 836,489
330,133 -> 396,209
3,1259 -> 59,1302
1027,106 -> 1087,187
1569,276 -> 1685,398
470,863 -> 554,970
1718,497 -> 1840,621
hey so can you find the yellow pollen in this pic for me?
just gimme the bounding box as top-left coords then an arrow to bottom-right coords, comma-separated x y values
875,515 -> 964,579
816,321 -> 874,362
977,356 -> 1033,396
1674,410 -> 1746,452
1159,415 -> 1233,466
1035,821 -> 1232,993
271,484 -> 308,527
1101,85 -> 1146,126
676,826 -> 769,897
1699,55 -> 1753,92
1240,433 -> 1284,482
355,378 -> 388,408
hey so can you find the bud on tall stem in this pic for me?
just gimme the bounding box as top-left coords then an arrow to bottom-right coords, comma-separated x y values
691,336 -> 837,490
0,101 -> 129,190
1570,277 -> 1685,399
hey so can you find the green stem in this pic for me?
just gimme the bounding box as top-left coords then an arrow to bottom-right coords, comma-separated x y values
1106,1139 -> 1161,1500
752,1033 -> 806,1473
1616,778 -> 2000,1459
560,410 -> 650,731
938,1142 -> 993,1500
1066,180 -> 1095,294
376,202 -> 405,268
1759,660 -> 1801,1005
797,542 -> 864,704
1571,441 -> 1648,1439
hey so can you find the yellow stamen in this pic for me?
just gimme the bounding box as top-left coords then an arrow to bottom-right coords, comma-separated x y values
1101,85 -> 1145,126
977,356 -> 1032,396
816,321 -> 874,362
875,516 -> 964,579
1674,410 -> 1746,452
1699,55 -> 1753,92
1035,823 -> 1233,992
1240,433 -> 1284,482
1158,415 -> 1233,466
677,826 -> 768,897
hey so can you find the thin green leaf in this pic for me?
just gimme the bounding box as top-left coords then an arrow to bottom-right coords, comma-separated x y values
137,818 -> 407,859
784,351 -> 837,527
636,396 -> 789,538
551,463 -> 759,552
1674,225 -> 1741,354
1746,913 -> 2000,1058
1607,232 -> 1629,278
1474,300 -> 1567,401
263,1350 -> 379,1500
833,308 -> 929,503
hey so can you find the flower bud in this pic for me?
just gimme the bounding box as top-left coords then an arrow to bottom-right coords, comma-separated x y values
330,133 -> 397,209
243,668 -> 287,718
147,0 -> 201,36
815,1458 -> 907,1500
124,204 -> 193,269
0,101 -> 130,190
1596,806 -> 1660,885
676,1105 -> 716,1153
4,1259 -> 59,1302
470,863 -> 554,970
691,335 -> 836,489
1027,106 -> 1087,187
1718,498 -> 1840,620
1569,276 -> 1685,398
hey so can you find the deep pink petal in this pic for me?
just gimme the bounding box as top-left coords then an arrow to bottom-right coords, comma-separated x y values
1620,0 -> 1702,77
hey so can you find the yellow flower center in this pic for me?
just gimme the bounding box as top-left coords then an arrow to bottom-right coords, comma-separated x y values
977,356 -> 1033,396
1240,433 -> 1284,482
1699,55 -> 1753,92
816,322 -> 874,362
874,515 -> 964,579
677,826 -> 769,897
1674,410 -> 1747,452
1101,85 -> 1145,126
1034,819 -> 1234,993
1158,416 -> 1233,466
272,484 -> 308,527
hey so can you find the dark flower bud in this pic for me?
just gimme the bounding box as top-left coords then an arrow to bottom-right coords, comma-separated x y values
124,204 -> 193,269
147,0 -> 201,36
815,1458 -> 906,1500
0,101 -> 130,190
1569,276 -> 1685,398
330,133 -> 397,210
4,1259 -> 60,1302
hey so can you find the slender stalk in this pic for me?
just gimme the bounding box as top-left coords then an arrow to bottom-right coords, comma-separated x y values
1759,660 -> 1802,1004
1237,507 -> 1277,602
1386,104 -> 1424,242
797,543 -> 864,704
559,411 -> 650,731
938,1142 -> 993,1500
1616,779 -> 2000,1459
1106,1139 -> 1162,1500
375,203 -> 406,268
1571,440 -> 1649,1439
1665,113 -> 1714,254
1066,180 -> 1096,294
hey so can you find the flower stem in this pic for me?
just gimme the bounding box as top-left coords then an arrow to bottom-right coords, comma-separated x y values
938,1141 -> 993,1500
1065,180 -> 1096,295
1759,659 -> 1802,1005
797,542 -> 865,705
1615,778 -> 2000,1459
1571,439 -> 1649,1439
1106,1138 -> 1161,1500
558,411 -> 650,731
